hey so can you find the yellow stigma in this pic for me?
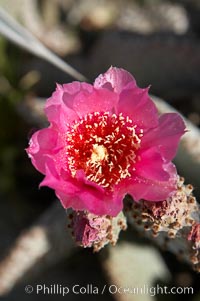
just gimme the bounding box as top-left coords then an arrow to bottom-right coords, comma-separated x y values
91,144 -> 108,164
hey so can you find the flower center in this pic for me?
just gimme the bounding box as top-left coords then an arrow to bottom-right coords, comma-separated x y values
91,144 -> 108,163
66,112 -> 143,189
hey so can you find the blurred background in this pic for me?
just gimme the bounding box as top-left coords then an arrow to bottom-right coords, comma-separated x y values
0,0 -> 200,300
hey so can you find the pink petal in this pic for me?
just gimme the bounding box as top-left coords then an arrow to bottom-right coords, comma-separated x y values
141,113 -> 186,160
46,82 -> 118,125
94,66 -> 136,93
26,128 -> 59,174
117,87 -> 158,130
62,82 -> 93,109
63,81 -> 91,95
45,86 -> 79,130
72,86 -> 118,117
127,162 -> 177,202
62,81 -> 118,116
41,162 -> 123,216
57,189 -> 123,216
134,147 -> 170,181
40,165 -> 79,195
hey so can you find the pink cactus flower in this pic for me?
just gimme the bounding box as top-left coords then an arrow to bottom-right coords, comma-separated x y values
26,67 -> 186,216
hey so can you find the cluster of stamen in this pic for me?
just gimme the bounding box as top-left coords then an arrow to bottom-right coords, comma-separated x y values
66,112 -> 143,189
